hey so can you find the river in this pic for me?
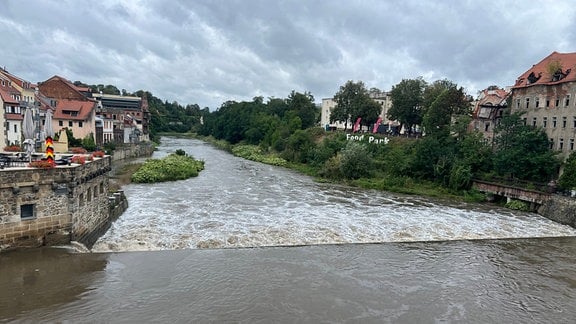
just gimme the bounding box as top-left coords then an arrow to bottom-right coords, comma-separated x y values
1,136 -> 576,323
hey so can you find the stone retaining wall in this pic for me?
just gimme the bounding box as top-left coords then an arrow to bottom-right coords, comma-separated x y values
538,195 -> 576,228
111,142 -> 154,162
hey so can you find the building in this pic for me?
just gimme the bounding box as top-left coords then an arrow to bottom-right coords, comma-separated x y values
470,87 -> 510,142
0,69 -> 41,148
510,51 -> 576,157
38,76 -> 98,142
320,88 -> 398,132
0,73 -> 23,146
92,93 -> 149,144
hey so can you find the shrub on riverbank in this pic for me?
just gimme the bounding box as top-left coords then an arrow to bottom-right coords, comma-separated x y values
131,153 -> 205,183
232,145 -> 287,166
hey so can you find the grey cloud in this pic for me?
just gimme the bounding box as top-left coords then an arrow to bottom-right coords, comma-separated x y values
1,0 -> 575,109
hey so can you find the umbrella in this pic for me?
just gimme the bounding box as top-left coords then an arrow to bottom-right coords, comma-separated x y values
45,109 -> 55,165
23,107 -> 35,161
45,108 -> 54,138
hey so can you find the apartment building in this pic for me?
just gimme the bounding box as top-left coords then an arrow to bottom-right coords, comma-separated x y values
510,51 -> 576,157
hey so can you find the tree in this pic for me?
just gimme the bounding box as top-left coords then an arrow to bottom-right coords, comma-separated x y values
422,85 -> 469,137
388,78 -> 427,135
357,97 -> 382,130
332,80 -> 372,131
493,113 -> 560,182
286,91 -> 317,129
559,152 -> 576,190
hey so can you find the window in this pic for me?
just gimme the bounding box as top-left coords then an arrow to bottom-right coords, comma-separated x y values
14,124 -> 17,133
87,188 -> 92,202
79,193 -> 84,207
93,186 -> 98,198
516,99 -> 520,108
485,123 -> 490,132
549,139 -> 554,150
59,120 -> 63,126
553,117 -> 557,128
522,118 -> 527,125
535,97 -> 540,108
79,121 -> 83,127
560,138 -> 564,150
525,98 -> 530,108
68,121 -> 73,127
563,117 -> 567,128
543,117 -> 547,128
571,139 -> 574,151
20,204 -> 35,220
532,117 -> 537,127
546,99 -> 550,107
566,95 -> 570,107
556,98 -> 560,107
574,117 -> 576,128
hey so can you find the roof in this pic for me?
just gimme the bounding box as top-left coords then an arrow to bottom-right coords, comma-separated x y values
0,69 -> 33,90
54,99 -> 96,121
513,51 -> 576,89
472,88 -> 510,119
40,75 -> 90,100
0,83 -> 20,104
5,113 -> 23,121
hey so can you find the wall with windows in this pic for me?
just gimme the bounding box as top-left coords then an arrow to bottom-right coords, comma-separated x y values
511,82 -> 576,157
0,156 -> 117,251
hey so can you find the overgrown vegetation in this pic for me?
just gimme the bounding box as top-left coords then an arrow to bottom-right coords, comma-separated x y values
131,153 -> 205,183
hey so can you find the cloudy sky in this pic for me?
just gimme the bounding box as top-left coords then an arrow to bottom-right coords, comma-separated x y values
1,0 -> 575,109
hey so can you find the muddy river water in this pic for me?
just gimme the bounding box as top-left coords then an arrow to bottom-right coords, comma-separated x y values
1,137 -> 575,322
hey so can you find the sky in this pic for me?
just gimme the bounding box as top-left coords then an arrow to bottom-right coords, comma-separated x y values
1,0 -> 575,110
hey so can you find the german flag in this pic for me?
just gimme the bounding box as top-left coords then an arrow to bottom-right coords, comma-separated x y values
45,136 -> 54,165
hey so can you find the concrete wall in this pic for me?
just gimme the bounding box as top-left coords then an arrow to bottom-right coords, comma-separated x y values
0,156 -> 125,251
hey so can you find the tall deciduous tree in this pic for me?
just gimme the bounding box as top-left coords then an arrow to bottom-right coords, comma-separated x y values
332,80 -> 373,131
422,85 -> 469,137
493,113 -> 560,182
286,91 -> 317,129
388,78 -> 427,135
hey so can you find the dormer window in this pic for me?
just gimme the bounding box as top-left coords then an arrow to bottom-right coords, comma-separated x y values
527,71 -> 542,84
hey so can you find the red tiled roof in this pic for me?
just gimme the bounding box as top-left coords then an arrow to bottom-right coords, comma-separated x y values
0,86 -> 19,104
513,51 -> 576,88
5,113 -> 23,121
54,99 -> 96,121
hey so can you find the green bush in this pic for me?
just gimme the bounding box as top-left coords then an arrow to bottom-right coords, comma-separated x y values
131,153 -> 205,183
505,199 -> 530,211
232,144 -> 287,166
339,141 -> 372,179
318,154 -> 343,179
448,163 -> 473,190
82,133 -> 97,152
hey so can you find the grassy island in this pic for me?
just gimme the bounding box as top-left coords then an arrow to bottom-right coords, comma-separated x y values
131,149 -> 205,183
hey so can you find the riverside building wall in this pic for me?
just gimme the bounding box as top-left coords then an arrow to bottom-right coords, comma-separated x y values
0,156 -> 124,251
